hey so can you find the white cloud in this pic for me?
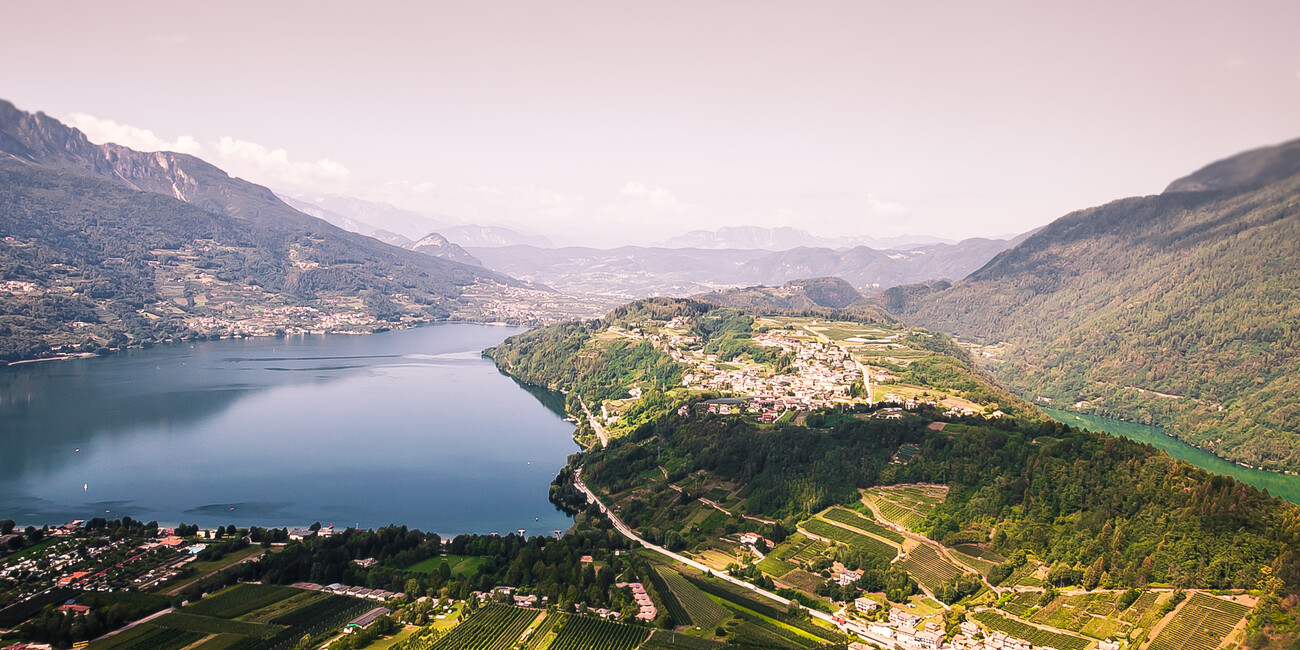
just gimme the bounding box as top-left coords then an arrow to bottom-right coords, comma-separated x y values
864,193 -> 908,215
66,113 -> 203,156
214,136 -> 351,191
63,112 -> 351,194
620,182 -> 688,210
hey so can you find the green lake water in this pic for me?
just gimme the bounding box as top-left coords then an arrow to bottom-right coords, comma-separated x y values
1042,407 -> 1300,504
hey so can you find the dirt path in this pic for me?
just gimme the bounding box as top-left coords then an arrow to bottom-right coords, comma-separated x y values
859,494 -> 997,593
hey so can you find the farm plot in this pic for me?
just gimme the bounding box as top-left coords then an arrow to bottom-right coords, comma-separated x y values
777,569 -> 826,593
1029,593 -> 1130,639
154,611 -> 281,638
655,566 -> 730,630
971,611 -> 1090,650
1000,592 -> 1044,618
823,507 -> 905,544
645,563 -> 693,625
183,584 -> 299,619
899,544 -> 964,592
546,613 -> 650,650
802,518 -> 897,562
757,555 -> 797,577
430,604 -> 538,650
1148,593 -> 1250,650
89,624 -> 206,650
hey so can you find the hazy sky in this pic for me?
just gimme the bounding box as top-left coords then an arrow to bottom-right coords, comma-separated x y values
4,1 -> 1299,246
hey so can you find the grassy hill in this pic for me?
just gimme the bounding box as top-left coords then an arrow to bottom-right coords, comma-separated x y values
882,138 -> 1300,472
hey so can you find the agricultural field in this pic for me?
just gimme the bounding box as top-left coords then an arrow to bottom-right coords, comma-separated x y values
777,569 -> 826,593
898,544 -> 964,592
682,572 -> 847,646
801,518 -> 897,562
89,624 -> 206,650
546,613 -> 650,650
153,611 -> 280,638
404,555 -> 487,578
642,629 -> 724,649
1148,593 -> 1251,650
757,555 -> 797,577
1000,592 -> 1044,618
430,604 -> 539,650
822,507 -> 906,544
645,563 -> 693,625
953,544 -> 1006,563
182,584 -> 299,619
972,610 -> 1091,650
864,485 -> 948,532
655,566 -> 731,630
1028,592 -> 1134,639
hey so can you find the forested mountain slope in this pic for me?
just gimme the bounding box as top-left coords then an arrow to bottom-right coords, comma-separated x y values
883,138 -> 1300,472
0,100 -> 549,362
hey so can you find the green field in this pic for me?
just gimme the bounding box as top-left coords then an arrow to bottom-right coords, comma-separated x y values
899,544 -> 964,592
182,584 -> 299,619
404,555 -> 487,578
655,566 -> 731,630
547,613 -> 650,650
801,518 -> 897,563
1148,593 -> 1250,650
823,507 -> 906,544
645,562 -> 693,625
972,611 -> 1090,650
89,624 -> 206,650
430,604 -> 538,650
757,555 -> 797,577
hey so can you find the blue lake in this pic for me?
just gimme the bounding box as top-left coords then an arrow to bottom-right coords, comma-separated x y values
0,324 -> 578,536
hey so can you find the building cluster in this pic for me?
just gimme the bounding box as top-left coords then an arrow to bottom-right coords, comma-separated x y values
291,581 -> 401,601
615,581 -> 658,621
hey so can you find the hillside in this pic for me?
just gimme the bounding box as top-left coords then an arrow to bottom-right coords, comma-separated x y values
0,100 -> 570,362
694,277 -> 865,311
883,138 -> 1300,472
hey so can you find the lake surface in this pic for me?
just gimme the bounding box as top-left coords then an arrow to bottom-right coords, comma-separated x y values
1042,407 -> 1300,504
0,324 -> 579,536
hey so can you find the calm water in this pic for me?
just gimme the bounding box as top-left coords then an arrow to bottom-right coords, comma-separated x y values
1043,407 -> 1300,504
0,324 -> 579,536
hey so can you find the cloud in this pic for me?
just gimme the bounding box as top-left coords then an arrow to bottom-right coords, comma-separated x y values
66,113 -> 203,156
864,193 -> 908,215
214,136 -> 351,191
63,112 -> 351,194
620,182 -> 688,210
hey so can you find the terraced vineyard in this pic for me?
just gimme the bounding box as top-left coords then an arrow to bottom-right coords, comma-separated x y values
1148,593 -> 1250,650
1000,592 -> 1043,618
801,518 -> 897,562
823,507 -> 905,544
655,566 -> 730,630
153,612 -> 280,638
757,555 -> 798,577
1029,592 -> 1130,639
547,613 -> 650,650
972,611 -> 1090,650
898,544 -> 964,591
865,484 -> 948,532
871,499 -> 926,530
431,604 -> 539,650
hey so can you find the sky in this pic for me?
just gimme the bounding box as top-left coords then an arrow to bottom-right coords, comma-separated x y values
3,1 -> 1299,247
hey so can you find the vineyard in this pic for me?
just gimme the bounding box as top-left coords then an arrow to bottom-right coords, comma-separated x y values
645,563 -> 693,625
546,613 -> 650,650
655,566 -> 730,630
822,507 -> 906,544
182,584 -> 299,619
864,484 -> 948,532
153,612 -> 280,638
430,604 -> 538,650
999,592 -> 1043,618
898,544 -> 964,591
1148,593 -> 1250,650
971,611 -> 1090,650
757,555 -> 797,577
1027,592 -> 1133,639
89,624 -> 206,650
801,518 -> 897,563
521,613 -> 558,650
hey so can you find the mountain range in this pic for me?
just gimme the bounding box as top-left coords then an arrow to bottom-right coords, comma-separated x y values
883,137 -> 1300,473
660,225 -> 954,250
0,99 -> 569,362
281,194 -> 553,248
466,235 -> 1025,301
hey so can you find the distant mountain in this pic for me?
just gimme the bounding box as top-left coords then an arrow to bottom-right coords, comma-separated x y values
661,225 -> 953,250
284,194 -> 451,241
883,137 -> 1300,472
468,234 -> 1022,302
404,232 -> 482,266
0,100 -> 559,362
439,224 -> 553,248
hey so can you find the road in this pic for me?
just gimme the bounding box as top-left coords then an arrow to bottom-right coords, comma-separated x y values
572,468 -> 841,629
576,396 -> 608,448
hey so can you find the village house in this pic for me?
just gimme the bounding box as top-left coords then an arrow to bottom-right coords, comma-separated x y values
838,569 -> 863,586
345,607 -> 390,634
854,596 -> 879,612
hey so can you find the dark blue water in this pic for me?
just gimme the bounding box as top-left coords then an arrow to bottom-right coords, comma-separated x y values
0,324 -> 578,536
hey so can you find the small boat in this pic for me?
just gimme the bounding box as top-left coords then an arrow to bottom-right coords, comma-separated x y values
83,483 -> 88,492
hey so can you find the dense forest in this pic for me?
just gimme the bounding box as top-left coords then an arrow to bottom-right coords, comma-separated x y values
883,150 -> 1300,472
578,407 -> 1300,593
